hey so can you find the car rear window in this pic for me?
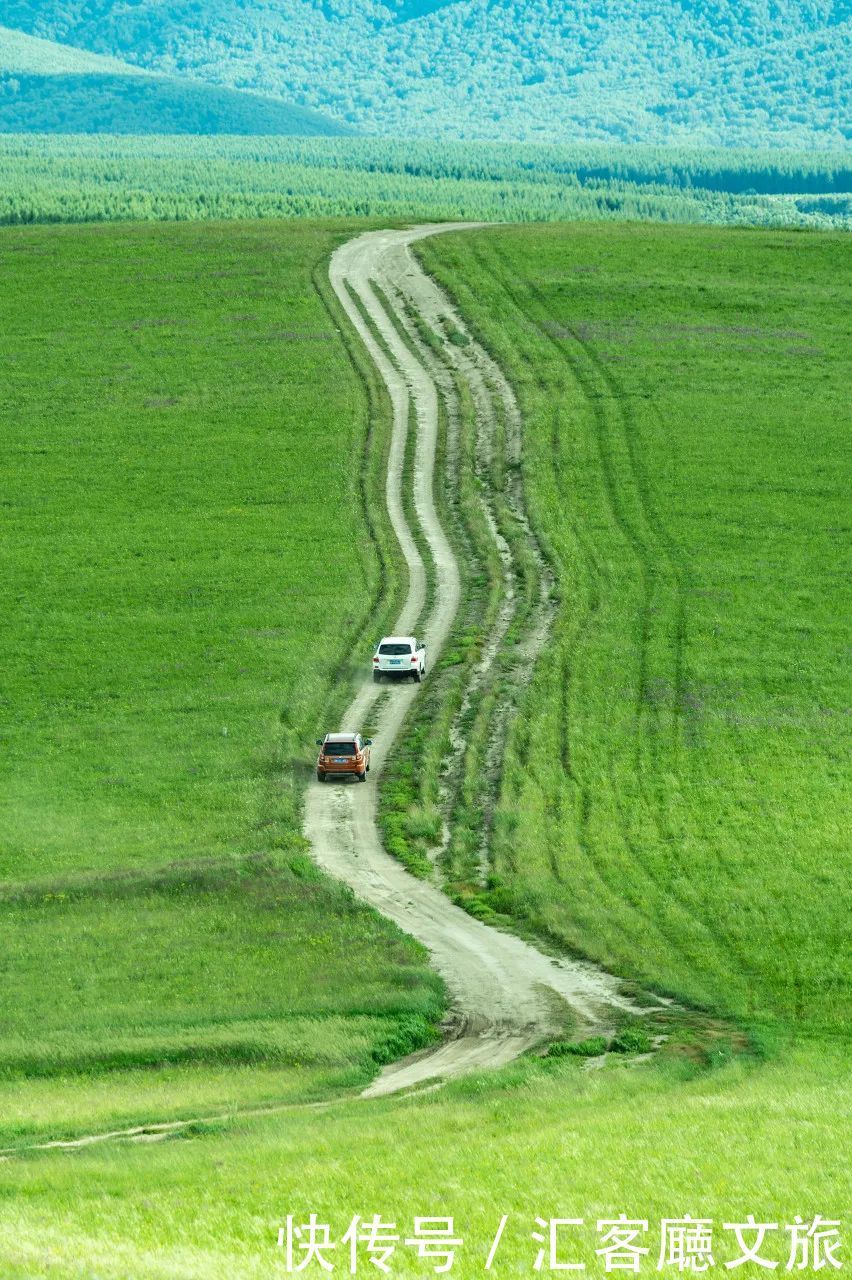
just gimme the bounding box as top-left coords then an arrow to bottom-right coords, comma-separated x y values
379,643 -> 412,655
326,741 -> 356,755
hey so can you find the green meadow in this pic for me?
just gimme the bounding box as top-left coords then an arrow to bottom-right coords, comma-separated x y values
418,222 -> 851,1038
1,219 -> 390,884
0,219 -> 442,1144
0,1044 -> 848,1277
0,218 -> 848,1276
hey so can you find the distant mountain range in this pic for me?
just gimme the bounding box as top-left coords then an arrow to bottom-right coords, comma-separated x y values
0,0 -> 848,147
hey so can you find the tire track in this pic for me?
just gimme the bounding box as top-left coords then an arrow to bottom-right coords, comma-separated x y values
375,267 -> 551,886
486,252 -> 753,993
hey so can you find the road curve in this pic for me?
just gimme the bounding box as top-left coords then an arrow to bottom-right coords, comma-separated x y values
304,226 -> 635,1097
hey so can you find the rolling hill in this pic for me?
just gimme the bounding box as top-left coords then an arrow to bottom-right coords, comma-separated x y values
0,24 -> 352,134
0,210 -> 847,1280
0,0 -> 848,147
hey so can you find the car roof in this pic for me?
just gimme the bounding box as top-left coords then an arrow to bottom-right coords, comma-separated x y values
378,635 -> 415,644
325,732 -> 359,742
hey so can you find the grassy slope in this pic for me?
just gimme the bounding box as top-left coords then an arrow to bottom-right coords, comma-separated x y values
1,220 -> 378,885
418,222 -> 851,1042
0,220 -> 442,1143
0,1044 -> 847,1277
0,220 -> 848,1277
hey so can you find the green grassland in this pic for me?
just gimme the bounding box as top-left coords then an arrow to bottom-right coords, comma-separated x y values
417,223 -> 851,1040
0,1043 -> 848,1277
0,219 -> 443,1143
0,857 -> 443,1145
0,218 -> 848,1276
1,219 -> 375,884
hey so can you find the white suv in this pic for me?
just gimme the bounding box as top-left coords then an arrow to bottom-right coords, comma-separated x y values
373,635 -> 427,683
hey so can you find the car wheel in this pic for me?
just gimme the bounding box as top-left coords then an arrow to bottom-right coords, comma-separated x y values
412,669 -> 421,683
359,771 -> 367,783
373,670 -> 382,683
317,771 -> 326,783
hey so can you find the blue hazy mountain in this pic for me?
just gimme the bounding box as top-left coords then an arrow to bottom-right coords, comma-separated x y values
1,0 -> 848,147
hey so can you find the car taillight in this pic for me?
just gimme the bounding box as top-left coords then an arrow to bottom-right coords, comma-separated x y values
373,656 -> 379,664
411,655 -> 418,662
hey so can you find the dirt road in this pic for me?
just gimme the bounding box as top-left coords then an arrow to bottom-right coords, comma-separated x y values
305,226 -> 637,1097
0,225 -> 640,1160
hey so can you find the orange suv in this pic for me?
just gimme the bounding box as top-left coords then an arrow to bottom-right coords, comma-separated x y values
316,733 -> 372,783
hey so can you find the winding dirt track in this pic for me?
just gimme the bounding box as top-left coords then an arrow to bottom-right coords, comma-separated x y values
0,225 -> 640,1160
306,225 -> 636,1097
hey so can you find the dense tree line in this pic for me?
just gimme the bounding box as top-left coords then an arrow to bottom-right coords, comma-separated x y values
2,0 -> 849,149
0,136 -> 848,230
0,71 -> 350,134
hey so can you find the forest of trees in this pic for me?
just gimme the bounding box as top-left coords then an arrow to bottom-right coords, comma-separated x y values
2,0 -> 848,149
1,135 -> 848,229
0,71 -> 351,134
